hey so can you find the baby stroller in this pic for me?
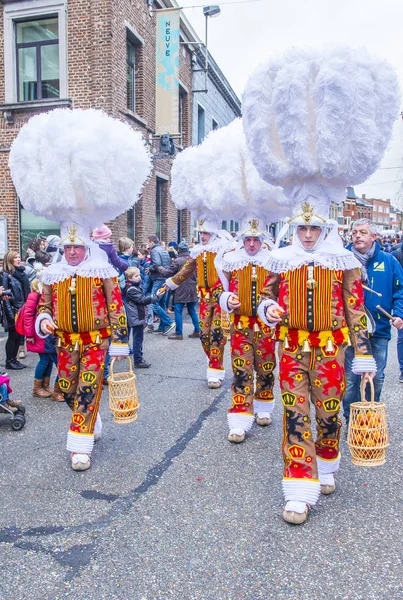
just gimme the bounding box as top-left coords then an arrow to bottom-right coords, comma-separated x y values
0,383 -> 26,431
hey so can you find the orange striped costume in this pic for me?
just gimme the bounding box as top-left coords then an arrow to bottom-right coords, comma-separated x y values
39,276 -> 128,440
169,251 -> 226,380
260,264 -> 373,505
220,260 -> 275,433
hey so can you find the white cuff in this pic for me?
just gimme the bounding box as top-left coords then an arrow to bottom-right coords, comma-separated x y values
351,356 -> 377,374
227,412 -> 254,433
165,278 -> 179,291
319,473 -> 335,486
207,367 -> 225,381
317,455 -> 341,475
66,431 -> 94,453
257,299 -> 279,327
35,313 -> 55,339
282,479 -> 321,506
219,292 -> 234,313
254,399 -> 275,415
109,343 -> 130,356
285,500 -> 307,513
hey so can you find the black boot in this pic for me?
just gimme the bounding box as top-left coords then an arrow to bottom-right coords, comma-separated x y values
5,359 -> 25,370
13,359 -> 26,369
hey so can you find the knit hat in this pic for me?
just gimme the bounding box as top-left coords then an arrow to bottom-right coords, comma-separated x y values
178,240 -> 189,253
92,224 -> 112,240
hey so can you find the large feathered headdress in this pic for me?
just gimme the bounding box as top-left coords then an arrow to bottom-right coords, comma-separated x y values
9,108 -> 152,245
242,46 -> 400,225
171,118 -> 291,236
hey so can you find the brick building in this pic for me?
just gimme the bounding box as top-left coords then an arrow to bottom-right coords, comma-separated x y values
355,195 -> 373,221
342,186 -> 358,231
390,205 -> 403,231
0,0 -> 240,255
367,195 -> 391,231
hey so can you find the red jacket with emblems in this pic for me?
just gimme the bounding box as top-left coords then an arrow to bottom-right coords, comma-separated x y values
260,266 -> 372,354
38,276 -> 128,346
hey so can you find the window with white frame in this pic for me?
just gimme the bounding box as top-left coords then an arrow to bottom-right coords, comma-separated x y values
16,17 -> 60,101
4,0 -> 67,103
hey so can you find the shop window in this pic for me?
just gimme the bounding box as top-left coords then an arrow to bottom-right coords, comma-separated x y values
20,206 -> 59,256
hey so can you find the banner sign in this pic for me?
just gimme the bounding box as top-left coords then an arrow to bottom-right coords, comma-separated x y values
156,9 -> 180,135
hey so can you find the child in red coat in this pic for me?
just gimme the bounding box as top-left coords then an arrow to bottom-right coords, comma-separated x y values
24,279 -> 63,401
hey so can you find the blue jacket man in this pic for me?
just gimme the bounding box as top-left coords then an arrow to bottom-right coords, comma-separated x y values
343,219 -> 403,423
146,236 -> 174,335
391,244 -> 403,380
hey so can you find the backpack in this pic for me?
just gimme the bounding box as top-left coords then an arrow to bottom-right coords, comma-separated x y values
15,304 -> 26,335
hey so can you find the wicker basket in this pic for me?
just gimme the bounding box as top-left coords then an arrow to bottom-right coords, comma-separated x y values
221,310 -> 231,340
108,357 -> 140,424
347,379 -> 388,466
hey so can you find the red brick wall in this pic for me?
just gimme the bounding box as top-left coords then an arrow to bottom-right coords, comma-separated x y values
0,0 -> 193,252
109,0 -> 193,248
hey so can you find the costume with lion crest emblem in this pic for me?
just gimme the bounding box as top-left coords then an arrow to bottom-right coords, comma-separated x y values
9,108 -> 151,471
243,46 -> 399,523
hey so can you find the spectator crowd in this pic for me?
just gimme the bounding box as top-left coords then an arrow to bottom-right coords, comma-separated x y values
0,230 -> 201,413
1,223 -> 403,416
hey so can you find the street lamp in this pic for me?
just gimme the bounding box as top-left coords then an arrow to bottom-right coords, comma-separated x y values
201,5 -> 221,92
185,5 -> 221,93
203,5 -> 221,17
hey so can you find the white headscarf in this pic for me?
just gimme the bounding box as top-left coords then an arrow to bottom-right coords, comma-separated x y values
266,222 -> 360,273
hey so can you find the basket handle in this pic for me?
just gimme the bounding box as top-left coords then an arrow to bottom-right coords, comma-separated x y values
360,376 -> 375,406
109,356 -> 134,381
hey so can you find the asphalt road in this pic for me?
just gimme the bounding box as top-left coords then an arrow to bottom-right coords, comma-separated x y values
0,321 -> 402,600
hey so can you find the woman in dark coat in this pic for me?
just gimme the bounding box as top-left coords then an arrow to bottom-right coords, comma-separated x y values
157,241 -> 200,340
1,251 -> 30,369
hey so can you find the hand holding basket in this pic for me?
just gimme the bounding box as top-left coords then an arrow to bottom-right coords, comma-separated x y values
347,378 -> 389,466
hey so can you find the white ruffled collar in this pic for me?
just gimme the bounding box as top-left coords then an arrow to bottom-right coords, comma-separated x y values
42,244 -> 118,284
266,224 -> 360,273
221,247 -> 271,271
190,235 -> 233,259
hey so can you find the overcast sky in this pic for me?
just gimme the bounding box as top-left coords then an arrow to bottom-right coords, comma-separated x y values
179,0 -> 403,207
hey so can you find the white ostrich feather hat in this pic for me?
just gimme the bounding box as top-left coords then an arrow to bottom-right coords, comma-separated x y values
171,118 -> 291,229
9,108 -> 152,245
242,46 -> 400,225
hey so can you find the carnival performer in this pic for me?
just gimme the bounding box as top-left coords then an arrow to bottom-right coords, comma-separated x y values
258,207 -> 376,523
36,226 -> 129,471
167,118 -> 289,390
9,108 -> 152,471
217,219 -> 276,443
165,218 -> 232,388
242,46 -> 399,523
